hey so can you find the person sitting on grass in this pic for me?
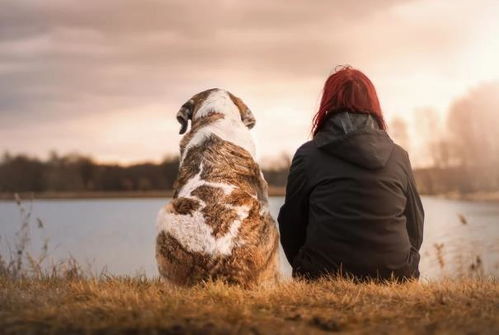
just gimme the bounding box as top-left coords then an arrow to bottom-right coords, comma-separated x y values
278,66 -> 424,281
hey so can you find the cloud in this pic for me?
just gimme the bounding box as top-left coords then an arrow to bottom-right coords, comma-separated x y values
0,0 -> 497,163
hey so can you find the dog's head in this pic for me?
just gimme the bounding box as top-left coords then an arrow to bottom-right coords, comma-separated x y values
176,88 -> 255,134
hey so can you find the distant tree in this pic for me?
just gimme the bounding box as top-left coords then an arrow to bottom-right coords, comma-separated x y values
0,155 -> 46,192
447,82 -> 499,168
2,151 -> 12,163
445,82 -> 499,192
77,157 -> 97,190
161,157 -> 180,189
261,152 -> 291,188
417,107 -> 444,167
389,116 -> 410,151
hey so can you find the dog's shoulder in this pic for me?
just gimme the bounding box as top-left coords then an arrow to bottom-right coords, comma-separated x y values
179,112 -> 224,156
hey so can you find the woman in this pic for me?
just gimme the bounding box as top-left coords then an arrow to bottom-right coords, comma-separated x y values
278,66 -> 424,281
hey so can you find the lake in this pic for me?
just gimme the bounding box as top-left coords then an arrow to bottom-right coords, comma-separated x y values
0,196 -> 498,280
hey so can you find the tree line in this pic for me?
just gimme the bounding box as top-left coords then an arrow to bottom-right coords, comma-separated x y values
0,152 -> 290,193
0,152 -> 178,193
2,148 -> 497,196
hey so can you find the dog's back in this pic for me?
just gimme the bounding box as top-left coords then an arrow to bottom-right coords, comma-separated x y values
156,89 -> 279,287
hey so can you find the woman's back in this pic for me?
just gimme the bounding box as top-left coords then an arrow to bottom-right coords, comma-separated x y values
279,111 -> 424,280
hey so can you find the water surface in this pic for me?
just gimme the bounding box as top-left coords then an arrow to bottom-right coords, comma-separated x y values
0,196 -> 497,279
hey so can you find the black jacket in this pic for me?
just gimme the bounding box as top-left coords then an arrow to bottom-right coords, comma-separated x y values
278,111 -> 424,280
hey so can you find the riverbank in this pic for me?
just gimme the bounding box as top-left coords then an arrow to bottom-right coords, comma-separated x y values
0,187 -> 287,200
437,191 -> 499,203
3,188 -> 499,203
0,190 -> 174,200
0,276 -> 497,335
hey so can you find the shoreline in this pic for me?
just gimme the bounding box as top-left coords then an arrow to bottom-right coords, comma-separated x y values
0,187 -> 287,200
1,189 -> 499,202
434,191 -> 499,203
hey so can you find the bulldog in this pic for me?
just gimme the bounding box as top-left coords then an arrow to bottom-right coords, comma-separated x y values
155,88 -> 279,287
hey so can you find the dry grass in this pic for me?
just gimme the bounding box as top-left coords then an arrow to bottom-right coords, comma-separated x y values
1,194 -> 497,334
0,276 -> 497,335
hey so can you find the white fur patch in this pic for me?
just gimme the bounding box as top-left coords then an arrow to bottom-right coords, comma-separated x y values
195,89 -> 239,119
180,90 -> 256,165
156,164 -> 249,256
177,163 -> 236,198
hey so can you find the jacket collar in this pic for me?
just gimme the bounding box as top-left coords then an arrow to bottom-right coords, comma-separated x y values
314,110 -> 381,144
313,110 -> 394,170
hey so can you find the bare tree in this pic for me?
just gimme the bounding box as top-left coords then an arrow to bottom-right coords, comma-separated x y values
446,82 -> 499,192
447,82 -> 499,169
389,117 -> 410,152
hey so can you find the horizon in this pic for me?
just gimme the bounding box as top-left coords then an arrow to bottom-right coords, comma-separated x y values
1,0 -> 499,167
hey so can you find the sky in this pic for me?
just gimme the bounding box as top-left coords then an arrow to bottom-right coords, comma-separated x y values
1,0 -> 498,167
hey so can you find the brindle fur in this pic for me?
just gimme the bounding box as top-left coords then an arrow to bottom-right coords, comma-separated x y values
179,111 -> 224,157
156,91 -> 279,287
171,197 -> 201,216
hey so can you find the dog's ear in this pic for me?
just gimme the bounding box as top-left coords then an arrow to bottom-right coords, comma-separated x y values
228,93 -> 256,129
176,99 -> 194,135
241,106 -> 256,129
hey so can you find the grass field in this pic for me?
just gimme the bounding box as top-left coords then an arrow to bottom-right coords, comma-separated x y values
1,275 -> 498,335
1,194 -> 497,334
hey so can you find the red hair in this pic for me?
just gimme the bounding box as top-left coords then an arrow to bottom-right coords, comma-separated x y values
312,66 -> 385,136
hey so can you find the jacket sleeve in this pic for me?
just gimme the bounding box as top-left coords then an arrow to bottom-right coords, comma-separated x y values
278,147 -> 311,264
404,153 -> 425,251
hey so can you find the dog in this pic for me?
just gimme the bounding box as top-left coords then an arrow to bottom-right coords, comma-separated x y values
155,88 -> 279,287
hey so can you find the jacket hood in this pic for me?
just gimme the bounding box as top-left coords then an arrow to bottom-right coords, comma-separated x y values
313,111 -> 394,169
